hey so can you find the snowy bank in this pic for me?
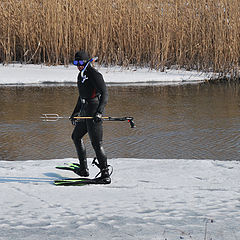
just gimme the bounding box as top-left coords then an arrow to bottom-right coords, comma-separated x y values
0,158 -> 239,240
0,64 -> 214,86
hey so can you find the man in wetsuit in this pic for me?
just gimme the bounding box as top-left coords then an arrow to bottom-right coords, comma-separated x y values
70,50 -> 110,184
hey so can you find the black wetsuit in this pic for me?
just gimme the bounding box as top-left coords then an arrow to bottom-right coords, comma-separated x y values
71,65 -> 108,170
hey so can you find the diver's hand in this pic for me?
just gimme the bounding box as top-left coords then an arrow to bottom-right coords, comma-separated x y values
93,112 -> 102,123
69,113 -> 78,125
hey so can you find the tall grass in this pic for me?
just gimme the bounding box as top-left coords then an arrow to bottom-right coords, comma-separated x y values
0,0 -> 240,76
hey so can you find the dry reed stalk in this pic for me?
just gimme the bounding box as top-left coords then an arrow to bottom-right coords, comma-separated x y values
0,0 -> 239,77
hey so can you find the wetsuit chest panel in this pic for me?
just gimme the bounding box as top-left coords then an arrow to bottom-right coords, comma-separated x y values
77,77 -> 96,99
76,66 -> 108,114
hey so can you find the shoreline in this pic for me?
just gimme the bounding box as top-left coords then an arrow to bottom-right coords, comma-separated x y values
0,63 -> 217,86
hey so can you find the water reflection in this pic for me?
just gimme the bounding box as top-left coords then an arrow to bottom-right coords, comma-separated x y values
0,82 -> 239,161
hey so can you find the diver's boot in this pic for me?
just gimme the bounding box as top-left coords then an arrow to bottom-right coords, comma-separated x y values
92,157 -> 111,184
99,167 -> 111,184
74,159 -> 89,177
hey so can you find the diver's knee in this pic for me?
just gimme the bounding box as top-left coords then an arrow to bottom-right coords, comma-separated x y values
72,131 -> 80,142
71,132 -> 75,141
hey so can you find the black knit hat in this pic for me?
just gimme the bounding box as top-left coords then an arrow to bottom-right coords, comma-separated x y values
74,50 -> 89,61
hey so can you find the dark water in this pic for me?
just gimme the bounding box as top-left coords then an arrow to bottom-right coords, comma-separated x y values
0,82 -> 239,161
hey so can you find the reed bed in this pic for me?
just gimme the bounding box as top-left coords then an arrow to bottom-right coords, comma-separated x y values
0,0 -> 240,77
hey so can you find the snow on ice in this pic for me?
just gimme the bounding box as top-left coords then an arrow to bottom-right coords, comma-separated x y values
0,63 -> 214,86
0,158 -> 240,240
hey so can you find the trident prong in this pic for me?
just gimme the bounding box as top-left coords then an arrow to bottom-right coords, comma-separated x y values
40,114 -> 63,122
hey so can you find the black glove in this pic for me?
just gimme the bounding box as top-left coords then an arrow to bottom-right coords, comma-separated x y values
93,112 -> 102,123
69,113 -> 78,126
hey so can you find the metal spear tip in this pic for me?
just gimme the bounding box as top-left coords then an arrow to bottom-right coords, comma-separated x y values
40,114 -> 61,121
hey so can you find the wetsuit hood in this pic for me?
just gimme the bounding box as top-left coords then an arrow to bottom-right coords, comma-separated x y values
74,50 -> 90,61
